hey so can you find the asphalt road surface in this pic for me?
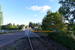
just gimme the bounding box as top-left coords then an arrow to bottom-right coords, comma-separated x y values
0,29 -> 68,50
0,29 -> 39,47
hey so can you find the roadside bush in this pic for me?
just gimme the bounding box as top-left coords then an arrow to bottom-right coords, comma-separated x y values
48,31 -> 75,50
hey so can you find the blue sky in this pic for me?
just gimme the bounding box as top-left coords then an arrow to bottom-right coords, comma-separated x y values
0,0 -> 60,25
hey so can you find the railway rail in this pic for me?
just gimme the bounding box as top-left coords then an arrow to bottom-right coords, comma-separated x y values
25,30 -> 50,50
25,30 -> 68,50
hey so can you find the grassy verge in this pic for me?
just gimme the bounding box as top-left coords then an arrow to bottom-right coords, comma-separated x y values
48,32 -> 75,50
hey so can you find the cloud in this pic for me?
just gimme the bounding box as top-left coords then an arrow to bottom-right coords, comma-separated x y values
29,5 -> 51,12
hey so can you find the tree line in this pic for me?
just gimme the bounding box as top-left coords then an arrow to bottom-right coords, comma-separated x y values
1,23 -> 25,30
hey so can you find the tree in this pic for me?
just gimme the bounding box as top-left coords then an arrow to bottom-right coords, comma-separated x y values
29,22 -> 41,29
59,0 -> 75,33
6,23 -> 13,30
18,25 -> 25,30
42,11 -> 64,31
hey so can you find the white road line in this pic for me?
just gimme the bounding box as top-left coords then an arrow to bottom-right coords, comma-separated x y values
24,30 -> 34,50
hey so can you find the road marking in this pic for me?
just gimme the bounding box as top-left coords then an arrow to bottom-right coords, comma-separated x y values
25,30 -> 34,50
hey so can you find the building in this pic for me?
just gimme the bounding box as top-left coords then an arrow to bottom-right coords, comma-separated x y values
0,5 -> 3,30
0,5 -> 3,26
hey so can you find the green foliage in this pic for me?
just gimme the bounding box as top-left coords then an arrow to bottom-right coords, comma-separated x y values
48,31 -> 75,50
41,0 -> 75,49
46,0 -> 75,49
42,11 -> 64,31
29,22 -> 41,29
18,25 -> 25,30
59,0 -> 75,32
1,23 -> 25,30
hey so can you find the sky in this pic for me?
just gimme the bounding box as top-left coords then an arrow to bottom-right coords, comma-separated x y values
0,0 -> 60,25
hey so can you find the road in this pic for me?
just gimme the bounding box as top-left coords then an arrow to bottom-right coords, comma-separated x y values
0,29 -> 68,50
0,29 -> 39,47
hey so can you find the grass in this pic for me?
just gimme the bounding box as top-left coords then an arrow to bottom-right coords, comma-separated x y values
48,31 -> 75,50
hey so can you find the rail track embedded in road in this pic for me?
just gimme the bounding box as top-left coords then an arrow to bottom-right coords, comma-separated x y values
25,30 -> 68,50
